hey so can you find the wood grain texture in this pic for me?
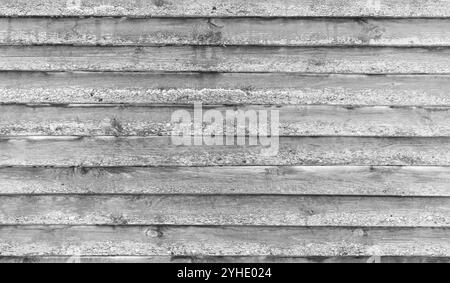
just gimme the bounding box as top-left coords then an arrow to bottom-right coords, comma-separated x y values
0,195 -> 448,226
2,105 -> 450,137
0,256 -> 448,263
2,18 -> 450,46
2,72 -> 450,106
1,136 -> 450,166
2,0 -> 450,264
2,46 -> 450,73
0,226 -> 448,256
1,166 -> 449,196
1,0 -> 450,17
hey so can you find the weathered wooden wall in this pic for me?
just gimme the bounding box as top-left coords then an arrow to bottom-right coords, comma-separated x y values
0,0 -> 449,263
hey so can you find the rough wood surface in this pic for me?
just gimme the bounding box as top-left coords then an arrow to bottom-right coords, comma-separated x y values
2,72 -> 450,106
2,46 -> 450,73
0,226 -> 448,257
1,0 -> 450,17
2,18 -> 450,46
0,256 -> 448,263
1,136 -> 450,166
1,166 -> 449,196
2,105 -> 450,137
0,195 -> 448,226
2,0 -> 450,263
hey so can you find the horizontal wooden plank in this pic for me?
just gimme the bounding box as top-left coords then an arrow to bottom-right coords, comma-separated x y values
2,105 -> 450,137
1,256 -> 448,263
1,136 -> 450,166
1,46 -> 450,73
0,226 -> 448,256
0,195 -> 448,226
1,0 -> 450,17
2,18 -> 450,46
1,166 -> 449,196
2,72 -> 450,106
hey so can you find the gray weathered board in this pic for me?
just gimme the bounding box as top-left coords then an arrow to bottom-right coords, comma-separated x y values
0,0 -> 449,263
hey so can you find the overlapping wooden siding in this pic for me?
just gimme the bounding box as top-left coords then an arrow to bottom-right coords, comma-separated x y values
0,226 -> 448,257
1,166 -> 450,196
1,0 -> 450,17
4,105 -> 450,136
3,46 -> 450,73
3,72 -> 450,106
2,18 -> 450,47
0,195 -> 449,226
3,136 -> 450,167
0,0 -> 449,263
